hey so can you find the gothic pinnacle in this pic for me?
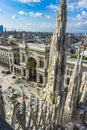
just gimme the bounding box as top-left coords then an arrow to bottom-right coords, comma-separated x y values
61,0 -> 66,4
56,0 -> 67,34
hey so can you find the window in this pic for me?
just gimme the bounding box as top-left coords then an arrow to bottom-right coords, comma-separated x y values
67,70 -> 69,75
14,59 -> 16,64
66,78 -> 70,85
23,69 -> 26,76
39,75 -> 43,83
39,60 -> 44,68
22,53 -> 25,62
70,70 -> 72,76
68,66 -> 70,68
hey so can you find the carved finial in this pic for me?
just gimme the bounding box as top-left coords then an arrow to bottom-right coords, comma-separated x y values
56,0 -> 67,33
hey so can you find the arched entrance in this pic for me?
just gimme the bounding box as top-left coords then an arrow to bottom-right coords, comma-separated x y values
28,57 -> 36,82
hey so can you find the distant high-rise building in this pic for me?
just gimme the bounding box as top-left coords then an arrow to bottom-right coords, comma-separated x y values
0,25 -> 3,32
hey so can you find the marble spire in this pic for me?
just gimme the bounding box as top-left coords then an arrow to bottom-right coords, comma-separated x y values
56,0 -> 67,34
44,0 -> 67,104
54,0 -> 67,94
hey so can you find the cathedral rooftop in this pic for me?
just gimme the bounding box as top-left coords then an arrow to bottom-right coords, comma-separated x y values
0,41 -> 17,47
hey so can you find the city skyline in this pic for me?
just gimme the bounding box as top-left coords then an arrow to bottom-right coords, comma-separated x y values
0,0 -> 87,33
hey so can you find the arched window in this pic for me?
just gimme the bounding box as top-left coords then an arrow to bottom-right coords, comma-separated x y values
66,77 -> 70,85
28,57 -> 37,82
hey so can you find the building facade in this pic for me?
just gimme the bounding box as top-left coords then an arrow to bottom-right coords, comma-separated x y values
0,42 -> 19,72
0,41 -> 50,87
19,42 -> 50,87
65,58 -> 87,86
0,40 -> 87,88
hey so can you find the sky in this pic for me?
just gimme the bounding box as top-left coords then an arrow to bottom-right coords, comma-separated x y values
0,0 -> 87,33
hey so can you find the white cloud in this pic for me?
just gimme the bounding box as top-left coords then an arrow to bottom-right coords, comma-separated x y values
78,0 -> 87,8
47,4 -> 58,12
68,4 -> 75,11
76,11 -> 87,20
67,0 -> 87,13
12,15 -> 17,19
67,21 -> 87,33
18,11 -> 50,19
67,0 -> 87,33
45,15 -> 50,19
77,14 -> 81,19
17,0 -> 41,4
29,12 -> 42,17
28,12 -> 50,19
18,11 -> 26,15
82,11 -> 87,17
